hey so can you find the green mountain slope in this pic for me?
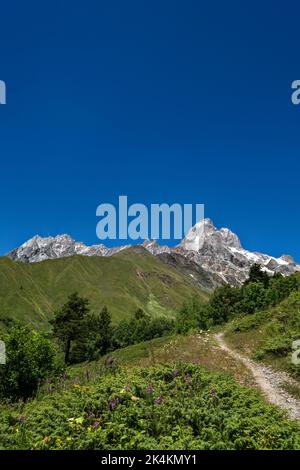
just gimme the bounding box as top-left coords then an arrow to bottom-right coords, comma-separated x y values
224,273 -> 300,376
0,247 -> 209,328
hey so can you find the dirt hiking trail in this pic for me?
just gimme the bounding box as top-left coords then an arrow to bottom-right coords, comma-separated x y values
214,332 -> 300,420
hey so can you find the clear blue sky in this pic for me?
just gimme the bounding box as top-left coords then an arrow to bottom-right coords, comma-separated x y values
0,1 -> 299,259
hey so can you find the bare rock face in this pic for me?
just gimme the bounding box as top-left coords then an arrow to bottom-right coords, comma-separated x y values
141,240 -> 171,256
7,234 -> 127,263
6,218 -> 300,286
178,219 -> 300,285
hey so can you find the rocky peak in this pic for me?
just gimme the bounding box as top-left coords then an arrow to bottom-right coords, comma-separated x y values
219,227 -> 241,249
6,219 -> 300,286
141,240 -> 171,255
180,219 -> 300,285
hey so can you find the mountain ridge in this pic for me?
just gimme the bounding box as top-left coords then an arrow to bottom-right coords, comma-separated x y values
0,247 -> 209,328
6,218 -> 300,285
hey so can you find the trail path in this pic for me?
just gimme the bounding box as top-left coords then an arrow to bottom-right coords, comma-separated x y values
214,332 -> 300,420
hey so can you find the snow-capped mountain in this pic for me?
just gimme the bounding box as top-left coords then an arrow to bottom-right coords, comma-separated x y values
177,218 -> 300,284
7,234 -> 129,263
6,219 -> 300,285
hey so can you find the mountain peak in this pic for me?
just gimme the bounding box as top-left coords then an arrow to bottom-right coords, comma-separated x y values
5,219 -> 300,285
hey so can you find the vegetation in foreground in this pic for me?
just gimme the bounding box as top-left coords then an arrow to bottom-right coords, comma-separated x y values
1,362 -> 300,450
1,263 -> 300,450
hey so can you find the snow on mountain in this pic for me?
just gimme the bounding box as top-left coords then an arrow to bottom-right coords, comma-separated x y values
141,240 -> 171,256
7,234 -> 128,263
6,219 -> 300,286
178,219 -> 300,284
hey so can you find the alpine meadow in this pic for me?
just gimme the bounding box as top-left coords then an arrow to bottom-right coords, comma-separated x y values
1,0 -> 300,461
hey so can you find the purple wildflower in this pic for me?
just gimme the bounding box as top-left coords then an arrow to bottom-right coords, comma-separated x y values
173,369 -> 180,378
108,397 -> 120,411
210,388 -> 217,397
146,383 -> 154,394
154,396 -> 163,405
92,421 -> 100,428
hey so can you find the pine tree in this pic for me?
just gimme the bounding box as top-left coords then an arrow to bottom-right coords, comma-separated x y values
51,292 -> 90,363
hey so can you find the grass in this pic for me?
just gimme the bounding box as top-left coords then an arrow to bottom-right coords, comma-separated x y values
224,283 -> 300,378
0,247 -> 209,330
1,339 -> 300,450
67,332 -> 254,390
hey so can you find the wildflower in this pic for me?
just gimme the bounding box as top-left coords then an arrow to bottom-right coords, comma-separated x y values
106,356 -> 114,367
173,369 -> 180,378
85,368 -> 91,381
210,388 -> 217,397
131,395 -> 139,401
17,415 -> 26,424
61,372 -> 68,381
146,383 -> 154,394
154,396 -> 163,405
87,408 -> 94,417
108,397 -> 119,410
92,421 -> 100,428
184,373 -> 192,384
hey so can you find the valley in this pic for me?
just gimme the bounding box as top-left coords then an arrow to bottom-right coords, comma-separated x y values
1,222 -> 300,450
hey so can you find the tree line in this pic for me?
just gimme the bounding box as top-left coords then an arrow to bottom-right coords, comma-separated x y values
175,264 -> 299,333
0,264 -> 298,400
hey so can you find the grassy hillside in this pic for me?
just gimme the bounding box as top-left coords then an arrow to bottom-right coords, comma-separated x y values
224,273 -> 300,376
0,247 -> 208,329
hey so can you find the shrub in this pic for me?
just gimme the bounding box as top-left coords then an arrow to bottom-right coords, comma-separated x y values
0,324 -> 59,400
113,311 -> 173,348
208,285 -> 241,324
175,296 -> 211,333
1,364 -> 299,450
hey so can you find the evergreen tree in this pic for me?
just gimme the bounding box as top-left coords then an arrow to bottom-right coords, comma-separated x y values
91,306 -> 113,357
246,263 -> 270,287
51,292 -> 89,363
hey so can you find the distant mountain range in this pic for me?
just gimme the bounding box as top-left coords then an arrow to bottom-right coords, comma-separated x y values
7,218 -> 300,286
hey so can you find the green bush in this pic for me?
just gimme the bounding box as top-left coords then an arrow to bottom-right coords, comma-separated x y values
200,268 -> 298,328
263,337 -> 292,357
113,310 -> 174,348
0,325 -> 60,400
175,296 -> 211,333
0,363 -> 299,450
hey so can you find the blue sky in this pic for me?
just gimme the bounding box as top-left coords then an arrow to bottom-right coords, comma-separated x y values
0,1 -> 299,259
